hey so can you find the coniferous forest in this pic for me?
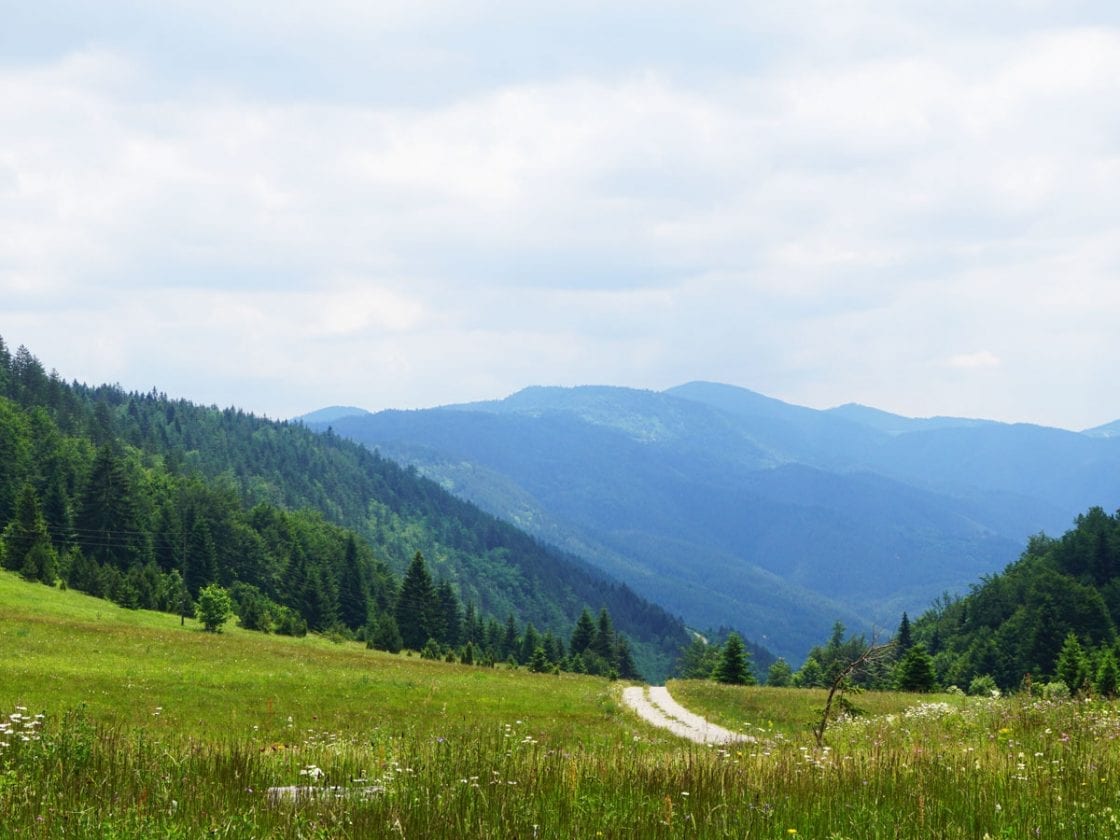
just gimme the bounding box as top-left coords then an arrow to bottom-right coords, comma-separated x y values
0,334 -> 689,679
911,506 -> 1120,693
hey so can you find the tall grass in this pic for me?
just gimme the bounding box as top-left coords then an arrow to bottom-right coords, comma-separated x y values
5,574 -> 1120,837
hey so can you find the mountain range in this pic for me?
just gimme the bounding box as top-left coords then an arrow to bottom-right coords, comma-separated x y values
302,383 -> 1120,662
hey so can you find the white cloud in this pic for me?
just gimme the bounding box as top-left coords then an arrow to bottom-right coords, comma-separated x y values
947,351 -> 1002,370
2,5 -> 1120,428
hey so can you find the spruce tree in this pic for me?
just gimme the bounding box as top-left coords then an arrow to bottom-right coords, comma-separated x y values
520,623 -> 541,665
712,632 -> 753,685
528,646 -> 550,673
436,580 -> 462,646
614,635 -> 641,680
570,608 -> 596,655
1096,649 -> 1119,698
76,445 -> 141,569
368,612 -> 403,653
591,608 -> 616,661
897,612 -> 913,652
337,535 -> 368,630
1055,632 -> 1089,693
766,658 -> 794,687
895,644 -> 937,692
395,552 -> 437,650
2,483 -> 52,573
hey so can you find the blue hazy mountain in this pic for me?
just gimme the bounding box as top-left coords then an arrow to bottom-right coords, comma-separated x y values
308,384 -> 1120,661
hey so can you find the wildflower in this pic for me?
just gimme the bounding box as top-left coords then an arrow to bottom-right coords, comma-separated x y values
787,830 -> 798,836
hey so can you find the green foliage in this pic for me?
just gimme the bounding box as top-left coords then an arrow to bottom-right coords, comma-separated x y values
894,643 -> 936,693
1055,632 -> 1090,694
368,613 -> 403,654
1096,648 -> 1119,698
195,583 -> 233,632
913,507 -> 1120,691
766,657 -> 794,687
712,632 -> 754,685
0,336 -> 685,678
968,674 -> 998,697
794,655 -> 825,688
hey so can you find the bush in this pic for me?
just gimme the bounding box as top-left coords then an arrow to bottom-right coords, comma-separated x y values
195,584 -> 233,633
968,674 -> 999,697
1042,680 -> 1071,701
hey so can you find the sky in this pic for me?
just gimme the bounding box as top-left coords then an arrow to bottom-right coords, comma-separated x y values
2,2 -> 1119,430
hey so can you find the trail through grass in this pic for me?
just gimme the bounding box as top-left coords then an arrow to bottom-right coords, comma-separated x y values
6,572 -> 1120,837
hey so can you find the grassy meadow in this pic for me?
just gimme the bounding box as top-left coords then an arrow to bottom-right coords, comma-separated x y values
4,572 -> 1120,837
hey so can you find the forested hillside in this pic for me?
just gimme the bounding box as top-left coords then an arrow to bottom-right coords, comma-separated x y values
913,507 -> 1120,692
0,336 -> 689,679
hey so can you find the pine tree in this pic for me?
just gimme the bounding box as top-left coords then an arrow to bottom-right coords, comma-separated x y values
895,644 -> 937,692
436,579 -> 462,646
368,612 -> 403,653
591,608 -> 616,661
766,658 -> 794,687
897,612 -> 913,652
570,608 -> 596,655
712,632 -> 753,685
528,646 -> 550,673
520,623 -> 541,665
2,483 -> 52,573
183,517 -> 218,596
795,655 -> 825,688
1055,632 -> 1089,693
76,445 -> 141,569
1096,649 -> 1119,698
337,535 -> 368,630
501,614 -> 519,661
395,552 -> 437,650
614,635 -> 641,680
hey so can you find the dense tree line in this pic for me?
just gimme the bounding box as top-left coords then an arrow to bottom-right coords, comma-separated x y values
0,336 -> 656,677
909,507 -> 1120,693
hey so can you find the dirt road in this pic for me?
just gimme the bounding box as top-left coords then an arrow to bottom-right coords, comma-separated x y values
622,685 -> 752,745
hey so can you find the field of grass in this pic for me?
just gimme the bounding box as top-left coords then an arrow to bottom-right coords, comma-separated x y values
5,571 -> 1120,837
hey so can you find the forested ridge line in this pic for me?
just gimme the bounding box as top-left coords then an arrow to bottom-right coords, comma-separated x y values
0,334 -> 689,679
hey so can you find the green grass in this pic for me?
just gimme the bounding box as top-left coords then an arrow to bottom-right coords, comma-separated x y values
667,679 -> 963,740
5,571 -> 1120,838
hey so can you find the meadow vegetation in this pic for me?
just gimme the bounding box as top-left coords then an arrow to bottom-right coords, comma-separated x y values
5,572 -> 1120,838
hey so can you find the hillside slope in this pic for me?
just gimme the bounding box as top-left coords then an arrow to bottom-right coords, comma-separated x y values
0,335 -> 690,679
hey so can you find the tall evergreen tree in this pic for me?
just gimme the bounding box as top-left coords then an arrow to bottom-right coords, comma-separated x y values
76,445 -> 141,569
501,614 -> 519,661
2,483 -> 52,573
520,623 -> 541,665
337,535 -> 368,630
570,607 -> 596,656
895,644 -> 937,692
897,612 -> 913,652
614,635 -> 641,680
396,552 -> 437,650
183,517 -> 218,596
1055,632 -> 1089,692
712,632 -> 753,685
1096,648 -> 1119,698
436,579 -> 462,646
591,608 -> 616,661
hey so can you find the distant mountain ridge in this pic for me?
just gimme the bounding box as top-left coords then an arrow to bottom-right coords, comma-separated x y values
307,383 -> 1120,662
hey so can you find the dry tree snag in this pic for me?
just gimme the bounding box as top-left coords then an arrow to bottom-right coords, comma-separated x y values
813,639 -> 896,748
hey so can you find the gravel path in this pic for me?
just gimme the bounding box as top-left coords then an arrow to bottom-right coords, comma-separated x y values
622,685 -> 752,745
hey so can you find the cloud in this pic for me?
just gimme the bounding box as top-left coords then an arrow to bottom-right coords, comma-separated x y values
2,5 -> 1119,428
947,351 -> 1002,370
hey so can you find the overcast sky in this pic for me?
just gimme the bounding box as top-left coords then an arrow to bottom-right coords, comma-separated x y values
3,2 -> 1119,429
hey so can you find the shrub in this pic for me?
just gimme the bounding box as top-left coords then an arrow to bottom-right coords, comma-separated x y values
195,584 -> 233,633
